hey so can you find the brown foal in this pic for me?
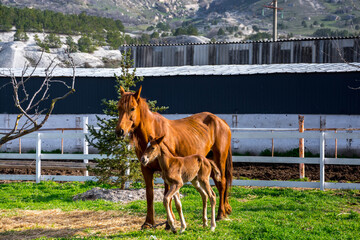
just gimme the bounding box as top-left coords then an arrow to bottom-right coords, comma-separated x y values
140,136 -> 221,233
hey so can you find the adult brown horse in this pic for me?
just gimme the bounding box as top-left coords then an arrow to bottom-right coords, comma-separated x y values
115,86 -> 232,229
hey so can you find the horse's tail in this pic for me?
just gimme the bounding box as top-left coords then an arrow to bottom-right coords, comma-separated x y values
208,159 -> 221,182
225,145 -> 233,215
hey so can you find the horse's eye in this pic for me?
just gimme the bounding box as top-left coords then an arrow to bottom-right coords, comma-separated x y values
130,107 -> 135,112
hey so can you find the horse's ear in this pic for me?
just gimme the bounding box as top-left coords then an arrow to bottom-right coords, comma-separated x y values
120,86 -> 125,96
134,86 -> 142,101
155,135 -> 165,144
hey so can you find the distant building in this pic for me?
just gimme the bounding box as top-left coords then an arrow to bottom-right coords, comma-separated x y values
120,36 -> 360,68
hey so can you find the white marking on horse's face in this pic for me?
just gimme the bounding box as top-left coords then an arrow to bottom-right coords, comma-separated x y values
147,141 -> 151,148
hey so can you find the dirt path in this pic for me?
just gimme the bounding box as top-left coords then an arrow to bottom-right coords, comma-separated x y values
0,209 -> 153,239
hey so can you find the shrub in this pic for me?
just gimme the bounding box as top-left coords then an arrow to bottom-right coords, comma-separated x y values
78,35 -> 96,53
106,31 -> 124,49
66,36 -> 78,53
13,28 -> 29,42
44,33 -> 62,48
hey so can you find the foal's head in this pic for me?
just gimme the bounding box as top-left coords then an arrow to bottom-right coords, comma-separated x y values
140,136 -> 165,166
115,86 -> 143,138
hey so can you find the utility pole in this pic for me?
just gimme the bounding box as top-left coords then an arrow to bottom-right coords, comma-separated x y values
273,0 -> 278,41
264,0 -> 283,41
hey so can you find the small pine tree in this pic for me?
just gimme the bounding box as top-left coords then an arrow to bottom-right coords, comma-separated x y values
14,28 -> 29,42
34,34 -> 50,52
66,36 -> 78,53
217,28 -> 225,36
78,35 -> 97,53
44,33 -> 62,48
86,50 -> 167,188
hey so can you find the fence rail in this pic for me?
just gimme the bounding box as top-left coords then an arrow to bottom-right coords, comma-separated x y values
1,121 -> 360,190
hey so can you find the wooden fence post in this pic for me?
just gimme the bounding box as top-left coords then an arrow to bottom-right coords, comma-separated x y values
83,117 -> 89,177
299,115 -> 305,179
61,129 -> 64,154
320,131 -> 325,191
36,133 -> 41,183
271,130 -> 274,157
335,130 -> 337,158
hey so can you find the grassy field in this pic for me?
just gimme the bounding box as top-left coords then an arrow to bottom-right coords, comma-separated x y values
0,181 -> 360,239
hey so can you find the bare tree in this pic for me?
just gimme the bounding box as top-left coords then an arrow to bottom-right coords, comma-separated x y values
0,52 -> 76,147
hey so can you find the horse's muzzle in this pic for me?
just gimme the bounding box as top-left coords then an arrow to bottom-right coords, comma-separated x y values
140,156 -> 148,166
115,128 -> 124,138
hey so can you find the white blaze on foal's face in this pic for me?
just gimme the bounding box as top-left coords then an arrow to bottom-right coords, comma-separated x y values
141,141 -> 160,165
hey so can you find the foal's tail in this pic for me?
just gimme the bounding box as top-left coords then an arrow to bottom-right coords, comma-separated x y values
208,159 -> 221,182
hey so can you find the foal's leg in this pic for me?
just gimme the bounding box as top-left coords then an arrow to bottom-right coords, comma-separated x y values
173,191 -> 186,233
200,180 -> 217,231
164,182 -> 176,230
164,184 -> 182,233
191,179 -> 208,227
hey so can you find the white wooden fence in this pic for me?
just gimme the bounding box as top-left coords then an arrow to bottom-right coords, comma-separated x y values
1,123 -> 360,190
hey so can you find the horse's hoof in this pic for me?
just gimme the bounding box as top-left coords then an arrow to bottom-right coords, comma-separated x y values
172,229 -> 177,234
141,222 -> 154,230
216,214 -> 226,221
164,221 -> 171,230
225,204 -> 232,215
180,228 -> 186,233
210,227 -> 216,231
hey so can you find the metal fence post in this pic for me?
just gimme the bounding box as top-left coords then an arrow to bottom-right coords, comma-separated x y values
320,131 -> 325,191
36,133 -> 41,183
83,117 -> 89,177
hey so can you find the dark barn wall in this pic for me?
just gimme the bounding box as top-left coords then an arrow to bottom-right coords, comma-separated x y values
0,77 -> 118,115
1,72 -> 360,115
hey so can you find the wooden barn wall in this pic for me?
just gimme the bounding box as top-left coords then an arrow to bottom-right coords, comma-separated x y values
1,72 -> 360,115
121,38 -> 360,67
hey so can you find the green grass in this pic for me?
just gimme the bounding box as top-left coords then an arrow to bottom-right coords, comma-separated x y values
0,181 -> 360,239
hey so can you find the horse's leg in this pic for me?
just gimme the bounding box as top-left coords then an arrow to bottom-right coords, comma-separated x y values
164,183 -> 176,230
141,165 -> 155,229
191,179 -> 208,227
173,191 -> 186,233
224,147 -> 233,215
164,184 -> 181,234
212,148 -> 227,221
199,180 -> 216,231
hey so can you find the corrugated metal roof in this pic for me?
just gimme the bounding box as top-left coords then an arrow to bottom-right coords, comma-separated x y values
1,63 -> 360,78
122,36 -> 360,47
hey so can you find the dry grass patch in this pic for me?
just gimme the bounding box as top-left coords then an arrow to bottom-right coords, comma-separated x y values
0,209 -> 152,239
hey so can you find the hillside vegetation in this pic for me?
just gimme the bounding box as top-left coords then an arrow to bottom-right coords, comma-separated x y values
0,4 -> 124,34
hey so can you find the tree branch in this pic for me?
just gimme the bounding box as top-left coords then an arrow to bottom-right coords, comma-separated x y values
0,52 -> 76,148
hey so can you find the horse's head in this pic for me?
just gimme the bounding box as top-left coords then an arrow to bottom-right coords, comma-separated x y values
140,135 -> 164,166
115,86 -> 142,138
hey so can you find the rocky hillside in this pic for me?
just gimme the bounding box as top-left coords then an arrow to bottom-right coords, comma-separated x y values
0,0 -> 213,25
0,31 -> 122,68
2,0 -> 360,40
